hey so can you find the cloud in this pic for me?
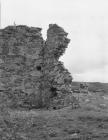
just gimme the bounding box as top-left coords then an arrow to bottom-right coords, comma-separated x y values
60,43 -> 108,74
60,12 -> 108,78
73,65 -> 108,83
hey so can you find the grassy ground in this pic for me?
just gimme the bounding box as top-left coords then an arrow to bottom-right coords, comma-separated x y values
0,91 -> 108,140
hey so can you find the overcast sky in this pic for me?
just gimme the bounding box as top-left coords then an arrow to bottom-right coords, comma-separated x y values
1,0 -> 108,83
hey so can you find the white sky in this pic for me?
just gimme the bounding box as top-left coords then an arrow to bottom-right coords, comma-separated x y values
1,0 -> 108,83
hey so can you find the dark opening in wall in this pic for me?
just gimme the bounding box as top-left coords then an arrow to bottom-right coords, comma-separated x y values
50,87 -> 58,98
36,66 -> 41,71
53,106 -> 57,110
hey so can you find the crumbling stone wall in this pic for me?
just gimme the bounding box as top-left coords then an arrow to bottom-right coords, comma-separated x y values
0,24 -> 72,109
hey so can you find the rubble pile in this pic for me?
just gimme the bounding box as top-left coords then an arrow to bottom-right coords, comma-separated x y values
0,24 -> 73,109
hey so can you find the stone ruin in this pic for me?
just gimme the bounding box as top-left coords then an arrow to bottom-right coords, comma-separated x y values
0,24 -> 73,109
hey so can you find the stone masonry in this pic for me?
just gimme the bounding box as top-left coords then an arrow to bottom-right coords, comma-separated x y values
0,24 -> 73,109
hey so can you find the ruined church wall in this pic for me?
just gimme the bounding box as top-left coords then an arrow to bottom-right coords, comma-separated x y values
0,24 -> 73,109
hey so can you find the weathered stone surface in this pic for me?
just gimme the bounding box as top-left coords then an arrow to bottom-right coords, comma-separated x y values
0,24 -> 73,109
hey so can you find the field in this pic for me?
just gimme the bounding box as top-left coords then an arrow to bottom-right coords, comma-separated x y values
72,82 -> 108,93
0,82 -> 108,140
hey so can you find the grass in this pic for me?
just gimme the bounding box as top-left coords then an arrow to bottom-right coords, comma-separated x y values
0,106 -> 108,140
0,91 -> 108,140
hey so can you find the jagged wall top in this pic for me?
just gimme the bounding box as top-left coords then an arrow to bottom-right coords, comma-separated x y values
46,24 -> 70,59
48,24 -> 68,36
0,25 -> 42,37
